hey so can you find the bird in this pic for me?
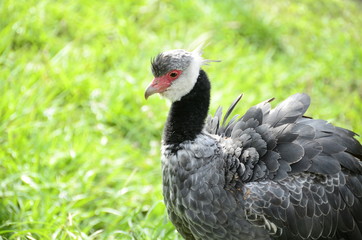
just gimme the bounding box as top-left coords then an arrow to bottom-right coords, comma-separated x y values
144,47 -> 362,240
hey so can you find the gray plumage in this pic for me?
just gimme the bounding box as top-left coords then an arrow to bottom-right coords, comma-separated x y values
151,49 -> 193,77
162,93 -> 362,240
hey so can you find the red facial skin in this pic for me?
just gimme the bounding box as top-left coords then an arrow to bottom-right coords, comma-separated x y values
145,70 -> 183,99
152,70 -> 183,92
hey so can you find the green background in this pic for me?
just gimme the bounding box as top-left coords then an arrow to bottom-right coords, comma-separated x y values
1,0 -> 361,239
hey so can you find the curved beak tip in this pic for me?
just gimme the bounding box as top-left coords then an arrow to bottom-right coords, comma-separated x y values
144,85 -> 158,100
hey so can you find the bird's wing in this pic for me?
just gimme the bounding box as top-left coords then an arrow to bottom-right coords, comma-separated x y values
205,93 -> 362,181
205,93 -> 362,238
243,172 -> 362,239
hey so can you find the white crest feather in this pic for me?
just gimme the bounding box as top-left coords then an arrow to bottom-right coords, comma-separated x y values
192,42 -> 221,66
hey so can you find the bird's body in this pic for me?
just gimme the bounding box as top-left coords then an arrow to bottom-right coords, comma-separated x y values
145,49 -> 362,240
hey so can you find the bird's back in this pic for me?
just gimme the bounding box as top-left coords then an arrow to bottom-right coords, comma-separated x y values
205,93 -> 362,239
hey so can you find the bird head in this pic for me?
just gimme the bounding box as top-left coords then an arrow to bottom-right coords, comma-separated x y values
145,48 -> 218,102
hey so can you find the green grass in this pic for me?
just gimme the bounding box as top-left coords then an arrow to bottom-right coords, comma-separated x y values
0,0 -> 361,239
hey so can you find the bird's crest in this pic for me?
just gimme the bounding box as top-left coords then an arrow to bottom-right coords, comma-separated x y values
192,42 -> 221,66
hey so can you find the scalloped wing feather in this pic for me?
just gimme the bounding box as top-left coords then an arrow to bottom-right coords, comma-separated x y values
204,93 -> 362,238
205,93 -> 362,180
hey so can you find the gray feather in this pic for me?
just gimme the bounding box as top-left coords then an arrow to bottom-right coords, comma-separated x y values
163,93 -> 362,240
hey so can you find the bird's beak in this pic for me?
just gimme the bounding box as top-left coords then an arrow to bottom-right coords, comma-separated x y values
144,80 -> 158,99
145,76 -> 170,99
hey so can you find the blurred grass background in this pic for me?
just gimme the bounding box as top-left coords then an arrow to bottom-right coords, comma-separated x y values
0,0 -> 361,239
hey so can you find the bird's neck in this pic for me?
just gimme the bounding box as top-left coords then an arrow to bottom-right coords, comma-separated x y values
163,69 -> 210,145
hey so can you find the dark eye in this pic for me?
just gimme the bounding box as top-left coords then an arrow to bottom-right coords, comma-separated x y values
170,72 -> 178,78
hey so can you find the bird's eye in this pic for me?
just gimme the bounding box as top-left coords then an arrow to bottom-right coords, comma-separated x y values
170,72 -> 178,78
